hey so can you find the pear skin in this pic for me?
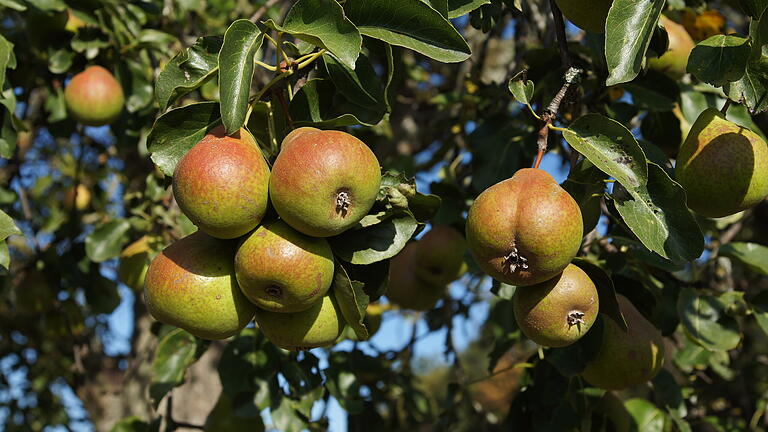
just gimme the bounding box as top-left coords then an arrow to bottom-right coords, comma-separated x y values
235,220 -> 334,313
144,232 -> 256,340
466,168 -> 583,286
513,264 -> 599,347
386,242 -> 446,311
269,129 -> 381,237
414,225 -> 466,286
581,295 -> 665,390
676,108 -> 768,218
173,126 -> 271,239
554,0 -> 613,33
254,294 -> 346,351
648,16 -> 695,79
64,66 -> 124,126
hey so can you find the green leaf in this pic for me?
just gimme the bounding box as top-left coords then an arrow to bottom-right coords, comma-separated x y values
110,417 -> 152,432
719,242 -> 768,275
0,209 -> 21,241
687,35 -> 751,87
289,78 -> 385,127
0,35 -> 15,91
218,20 -> 264,134
611,163 -> 704,263
740,0 -> 768,17
563,114 -> 649,189
85,219 -> 131,263
448,0 -> 491,18
263,0 -> 362,69
0,241 -> 9,275
508,70 -> 534,113
604,0 -> 665,86
561,158 -> 606,233
147,101 -> 221,176
329,213 -> 417,265
624,398 -> 667,432
323,52 -> 386,110
0,0 -> 26,11
467,115 -> 522,192
331,262 -> 369,340
150,329 -> 200,407
155,36 -> 222,112
344,0 -> 471,63
572,258 -> 626,331
750,291 -> 768,336
726,61 -> 768,113
425,0 -> 448,17
677,287 -> 741,351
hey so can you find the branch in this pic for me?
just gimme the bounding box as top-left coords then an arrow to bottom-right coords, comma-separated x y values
249,0 -> 281,23
549,0 -> 571,67
534,67 -> 582,168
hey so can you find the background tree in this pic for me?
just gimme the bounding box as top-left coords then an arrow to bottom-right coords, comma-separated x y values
1,0 -> 768,431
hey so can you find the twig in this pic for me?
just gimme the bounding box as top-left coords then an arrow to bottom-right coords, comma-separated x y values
249,0 -> 281,23
549,0 -> 571,68
534,67 -> 582,168
721,98 -> 732,115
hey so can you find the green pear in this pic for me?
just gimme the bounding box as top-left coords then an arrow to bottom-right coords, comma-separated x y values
235,220 -> 334,313
466,168 -> 583,286
144,232 -> 256,340
269,128 -> 381,237
64,66 -> 124,126
173,126 -> 270,239
676,108 -> 768,218
513,264 -> 599,347
414,225 -> 466,286
554,0 -> 613,33
581,295 -> 665,390
118,236 -> 161,291
386,242 -> 446,311
648,16 -> 695,79
254,294 -> 346,350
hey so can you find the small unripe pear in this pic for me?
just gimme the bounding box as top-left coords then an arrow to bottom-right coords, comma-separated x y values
513,264 -> 598,347
269,128 -> 381,237
581,295 -> 665,390
254,294 -> 346,350
554,0 -> 613,33
63,184 -> 91,211
676,108 -> 768,218
144,232 -> 256,340
118,236 -> 160,291
173,126 -> 270,239
235,220 -> 334,313
64,66 -> 125,126
414,225 -> 466,286
466,168 -> 583,286
386,242 -> 445,311
648,16 -> 695,79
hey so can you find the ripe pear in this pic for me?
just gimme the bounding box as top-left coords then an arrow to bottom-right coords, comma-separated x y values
513,264 -> 599,347
269,128 -> 381,237
235,220 -> 334,313
414,225 -> 466,286
254,294 -> 346,350
581,295 -> 665,390
554,0 -> 613,33
386,242 -> 446,311
144,232 -> 256,340
676,108 -> 768,218
648,16 -> 695,79
466,168 -> 583,286
173,126 -> 270,239
64,66 -> 125,126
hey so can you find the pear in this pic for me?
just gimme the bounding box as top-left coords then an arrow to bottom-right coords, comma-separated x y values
676,108 -> 768,218
466,168 -> 583,286
63,184 -> 91,211
173,126 -> 270,239
144,232 -> 256,340
648,16 -> 695,79
118,236 -> 161,291
513,264 -> 599,347
254,294 -> 346,350
554,0 -> 613,33
64,66 -> 124,126
235,220 -> 334,313
414,225 -> 466,286
386,242 -> 446,311
581,295 -> 665,390
269,128 -> 381,237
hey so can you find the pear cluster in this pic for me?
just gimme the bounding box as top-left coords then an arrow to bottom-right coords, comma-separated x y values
466,168 -> 666,389
143,126 -> 382,350
386,225 -> 466,311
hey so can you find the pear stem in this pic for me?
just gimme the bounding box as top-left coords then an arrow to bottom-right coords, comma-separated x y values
721,99 -> 732,115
